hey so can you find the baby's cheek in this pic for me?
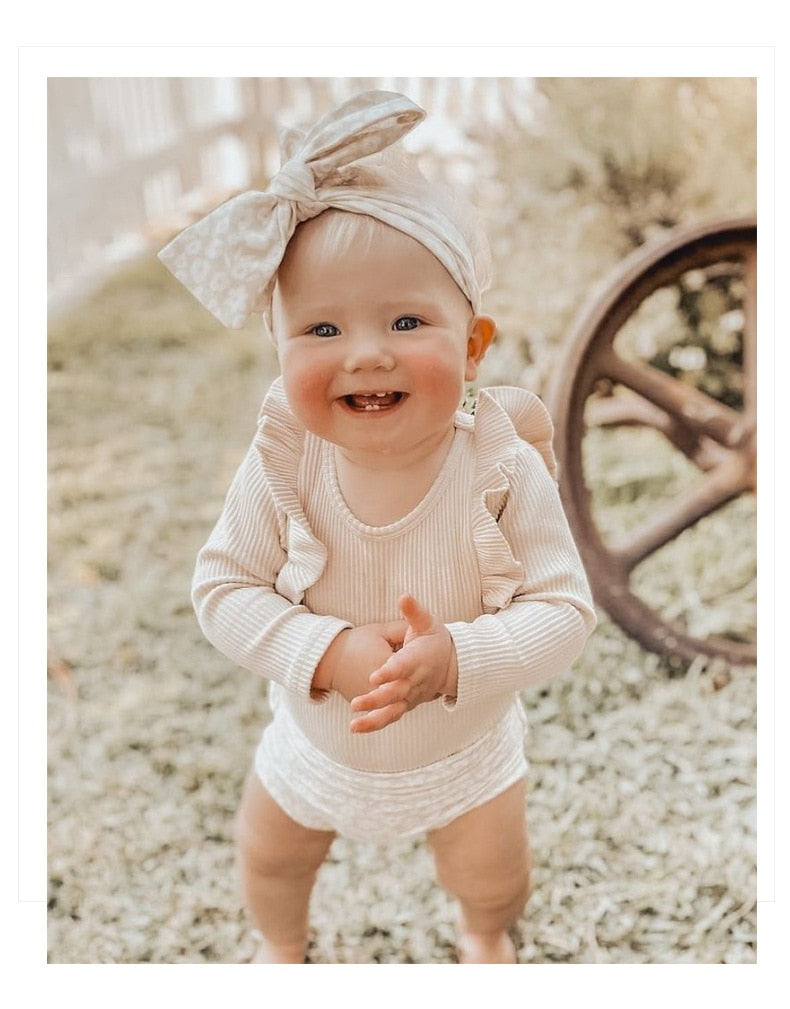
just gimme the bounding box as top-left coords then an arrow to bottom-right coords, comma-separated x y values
287,366 -> 323,403
281,360 -> 333,429
423,362 -> 458,391
413,353 -> 465,399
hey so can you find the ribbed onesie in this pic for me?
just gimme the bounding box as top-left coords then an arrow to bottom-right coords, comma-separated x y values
192,378 -> 596,841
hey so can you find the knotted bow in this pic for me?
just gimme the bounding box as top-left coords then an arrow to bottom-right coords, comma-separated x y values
158,90 -> 485,329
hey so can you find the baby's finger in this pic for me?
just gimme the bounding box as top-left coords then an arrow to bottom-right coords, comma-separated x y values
350,678 -> 409,713
379,619 -> 408,649
399,594 -> 435,635
367,651 -> 412,687
349,700 -> 408,734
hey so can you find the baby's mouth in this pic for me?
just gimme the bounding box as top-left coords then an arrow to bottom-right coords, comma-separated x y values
343,392 -> 404,411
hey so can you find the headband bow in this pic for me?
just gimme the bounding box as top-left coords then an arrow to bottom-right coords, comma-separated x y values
158,90 -> 485,329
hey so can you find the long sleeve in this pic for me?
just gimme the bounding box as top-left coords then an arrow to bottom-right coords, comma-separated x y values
446,442 -> 596,710
191,434 -> 350,697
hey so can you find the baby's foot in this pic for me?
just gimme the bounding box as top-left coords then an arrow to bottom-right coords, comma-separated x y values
456,929 -> 518,964
251,937 -> 307,964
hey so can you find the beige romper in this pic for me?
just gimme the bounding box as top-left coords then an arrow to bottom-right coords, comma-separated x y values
192,378 -> 595,842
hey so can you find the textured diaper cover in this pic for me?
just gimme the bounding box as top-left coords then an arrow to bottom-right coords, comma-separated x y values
254,700 -> 528,843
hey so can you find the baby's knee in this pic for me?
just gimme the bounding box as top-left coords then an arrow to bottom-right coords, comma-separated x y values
436,846 -> 531,913
472,862 -> 531,915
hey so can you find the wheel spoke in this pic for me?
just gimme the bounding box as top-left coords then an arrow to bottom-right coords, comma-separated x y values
585,389 -> 729,471
598,350 -> 743,448
610,456 -> 750,571
742,245 -> 757,416
585,389 -> 667,428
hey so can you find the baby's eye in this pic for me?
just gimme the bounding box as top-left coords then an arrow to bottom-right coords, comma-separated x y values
392,316 -> 421,331
310,323 -> 340,338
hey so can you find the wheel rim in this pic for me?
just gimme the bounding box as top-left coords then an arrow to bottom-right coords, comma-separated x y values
548,218 -> 757,665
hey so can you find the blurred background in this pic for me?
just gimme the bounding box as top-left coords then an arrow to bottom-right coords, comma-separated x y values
47,77 -> 758,964
48,77 -> 540,309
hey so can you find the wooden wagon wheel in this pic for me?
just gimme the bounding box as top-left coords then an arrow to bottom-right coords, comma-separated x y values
548,217 -> 757,666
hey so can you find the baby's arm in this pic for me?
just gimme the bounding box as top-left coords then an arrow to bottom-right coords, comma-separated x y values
445,447 -> 596,708
192,438 -> 352,697
195,433 -> 416,706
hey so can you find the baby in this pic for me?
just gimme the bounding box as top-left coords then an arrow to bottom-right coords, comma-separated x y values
160,91 -> 596,964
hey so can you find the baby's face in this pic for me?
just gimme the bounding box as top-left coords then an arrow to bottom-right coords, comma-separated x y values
271,213 -> 493,467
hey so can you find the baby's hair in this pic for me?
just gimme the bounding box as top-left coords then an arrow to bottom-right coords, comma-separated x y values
263,145 -> 492,339
290,210 -> 395,267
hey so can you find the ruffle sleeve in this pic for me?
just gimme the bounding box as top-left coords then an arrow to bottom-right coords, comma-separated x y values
444,386 -> 596,709
255,376 -> 328,604
468,386 -> 559,612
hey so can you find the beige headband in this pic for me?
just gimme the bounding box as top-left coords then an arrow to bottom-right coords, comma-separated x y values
158,90 -> 487,328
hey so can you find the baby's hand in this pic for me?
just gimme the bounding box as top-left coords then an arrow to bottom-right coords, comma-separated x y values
311,622 -> 406,703
349,595 -> 458,734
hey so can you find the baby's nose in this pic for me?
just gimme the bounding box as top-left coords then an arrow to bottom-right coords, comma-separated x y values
343,331 -> 396,372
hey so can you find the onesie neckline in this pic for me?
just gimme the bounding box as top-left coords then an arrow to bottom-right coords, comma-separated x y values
319,421 -> 468,538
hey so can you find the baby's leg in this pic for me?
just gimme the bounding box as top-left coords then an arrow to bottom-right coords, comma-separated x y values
235,770 -> 336,963
428,779 -> 532,964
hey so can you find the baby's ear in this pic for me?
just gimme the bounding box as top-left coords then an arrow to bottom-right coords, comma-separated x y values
465,315 -> 496,381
